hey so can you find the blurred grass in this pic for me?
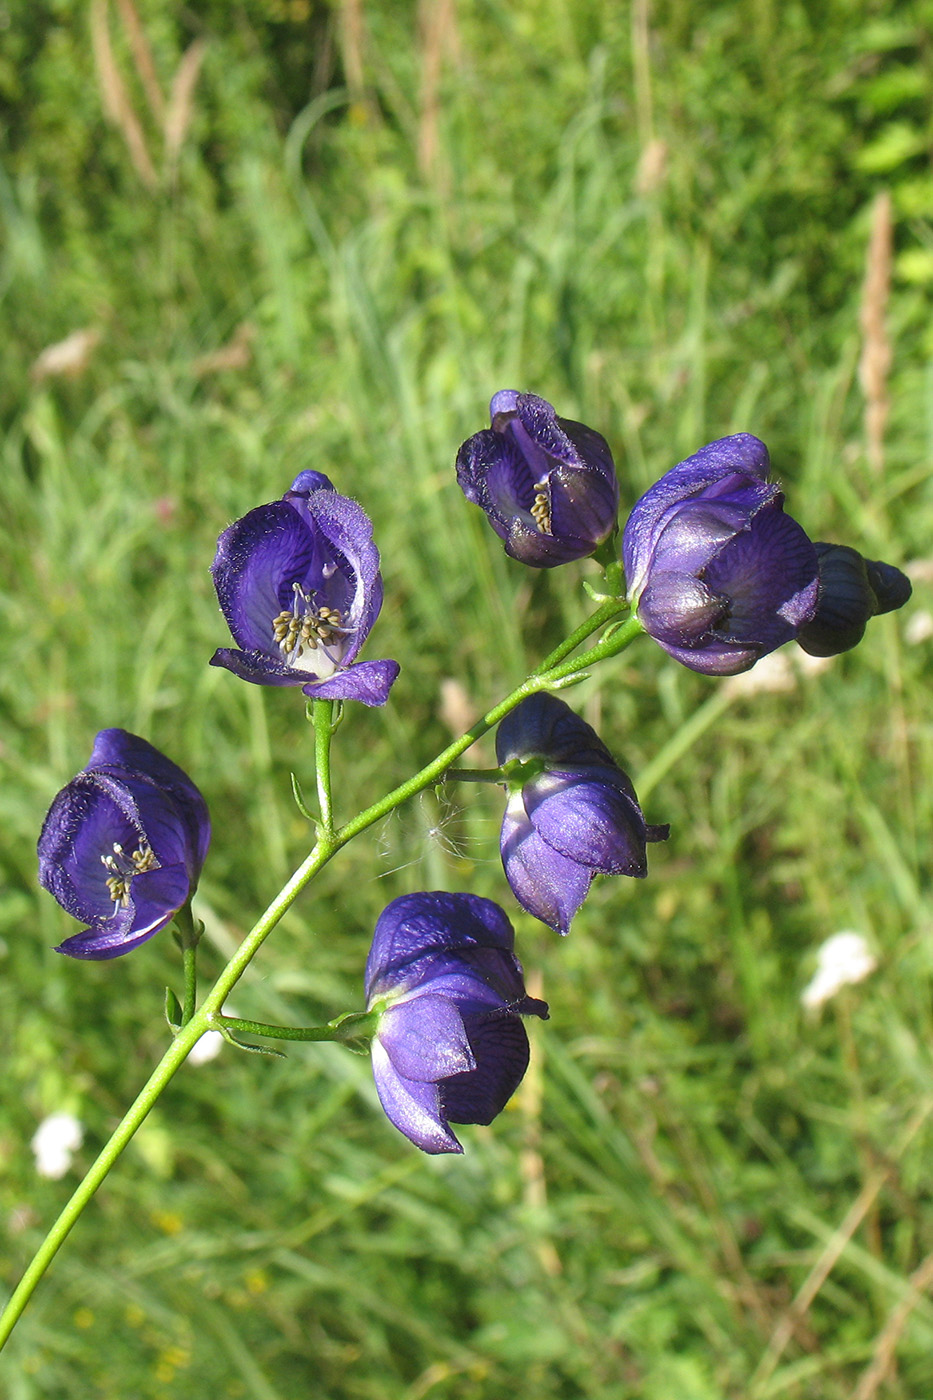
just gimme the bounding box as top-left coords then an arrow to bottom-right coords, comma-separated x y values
2,0 -> 933,1396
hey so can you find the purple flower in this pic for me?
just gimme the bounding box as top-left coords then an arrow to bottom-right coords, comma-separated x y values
796,543 -> 912,657
456,391 -> 620,567
622,434 -> 819,675
210,471 -> 400,706
364,892 -> 548,1154
37,730 -> 210,960
495,694 -> 669,935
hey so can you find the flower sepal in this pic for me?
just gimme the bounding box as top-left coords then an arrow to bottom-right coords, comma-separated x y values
365,892 -> 548,1154
211,474 -> 399,707
496,694 -> 668,934
457,391 -> 621,567
38,730 -> 211,961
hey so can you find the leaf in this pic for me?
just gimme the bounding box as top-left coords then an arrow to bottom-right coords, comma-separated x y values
164,987 -> 182,1031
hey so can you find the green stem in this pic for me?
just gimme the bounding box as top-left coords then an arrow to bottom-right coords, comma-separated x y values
311,699 -> 336,836
213,1011 -> 378,1043
0,835 -> 336,1351
182,944 -> 197,1027
0,609 -> 647,1349
534,597 -> 627,674
0,1012 -> 205,1351
172,902 -> 200,1027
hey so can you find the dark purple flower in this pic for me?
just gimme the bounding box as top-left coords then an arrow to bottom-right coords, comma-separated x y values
210,471 -> 399,706
796,543 -> 912,657
495,694 -> 669,935
456,391 -> 620,566
364,892 -> 548,1154
622,434 -> 819,675
37,729 -> 210,960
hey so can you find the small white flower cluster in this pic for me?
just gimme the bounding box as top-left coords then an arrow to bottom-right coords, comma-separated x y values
31,1114 -> 84,1180
801,931 -> 877,1010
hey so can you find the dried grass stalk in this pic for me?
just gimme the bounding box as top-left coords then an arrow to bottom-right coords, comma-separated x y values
90,0 -> 158,190
859,191 -> 893,476
164,39 -> 207,175
115,0 -> 165,121
417,0 -> 457,182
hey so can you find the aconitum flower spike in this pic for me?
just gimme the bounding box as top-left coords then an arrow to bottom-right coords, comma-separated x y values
37,729 -> 210,960
364,892 -> 548,1154
796,543 -> 912,657
623,434 -> 819,675
496,694 -> 669,935
456,391 -> 620,566
210,471 -> 400,706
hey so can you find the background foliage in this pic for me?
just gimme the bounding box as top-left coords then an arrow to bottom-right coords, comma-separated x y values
2,0 -> 933,1395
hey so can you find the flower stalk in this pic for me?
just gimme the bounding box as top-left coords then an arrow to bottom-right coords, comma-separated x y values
0,607 -> 649,1350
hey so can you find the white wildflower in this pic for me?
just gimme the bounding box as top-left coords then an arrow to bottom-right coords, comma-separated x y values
801,931 -> 877,1010
905,609 -> 933,645
31,327 -> 100,381
31,1113 -> 84,1179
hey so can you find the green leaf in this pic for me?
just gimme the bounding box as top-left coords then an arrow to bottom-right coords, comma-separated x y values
164,988 -> 183,1031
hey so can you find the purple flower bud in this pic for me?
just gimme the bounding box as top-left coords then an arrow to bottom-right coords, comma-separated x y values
796,543 -> 912,657
456,391 -> 620,567
623,435 -> 820,675
37,730 -> 210,960
365,892 -> 548,1154
210,473 -> 400,706
496,694 -> 669,935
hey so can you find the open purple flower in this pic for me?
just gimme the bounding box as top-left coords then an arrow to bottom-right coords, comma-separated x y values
496,694 -> 668,935
495,694 -> 668,935
210,471 -> 399,706
37,729 -> 210,960
796,543 -> 912,657
456,391 -> 620,566
365,892 -> 548,1154
623,434 -> 819,675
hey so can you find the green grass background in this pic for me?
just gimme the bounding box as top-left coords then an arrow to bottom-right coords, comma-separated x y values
2,0 -> 933,1395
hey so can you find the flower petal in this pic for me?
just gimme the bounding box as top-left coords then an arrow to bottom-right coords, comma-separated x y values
703,503 -> 818,644
365,891 -> 517,1000
302,490 -> 384,662
457,392 -> 619,567
55,863 -> 190,959
371,1040 -> 463,1154
496,690 -> 614,770
88,730 -> 210,874
525,769 -> 653,876
209,647 -> 307,686
636,571 -> 729,647
301,658 -> 400,706
623,434 -> 774,600
212,501 -> 318,654
500,797 -> 593,935
38,773 -> 144,924
378,994 -> 475,1082
440,1013 -> 531,1125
